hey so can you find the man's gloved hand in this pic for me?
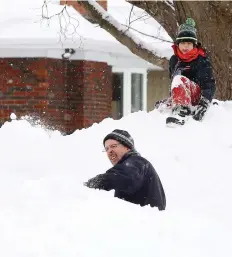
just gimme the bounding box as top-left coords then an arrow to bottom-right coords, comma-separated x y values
193,96 -> 210,121
84,175 -> 104,189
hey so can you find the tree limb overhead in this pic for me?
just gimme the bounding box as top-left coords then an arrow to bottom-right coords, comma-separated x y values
77,0 -> 169,69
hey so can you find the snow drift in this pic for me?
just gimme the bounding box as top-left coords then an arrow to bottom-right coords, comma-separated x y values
0,101 -> 232,257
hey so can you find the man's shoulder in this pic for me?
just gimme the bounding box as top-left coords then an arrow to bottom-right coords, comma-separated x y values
127,155 -> 159,178
125,153 -> 151,167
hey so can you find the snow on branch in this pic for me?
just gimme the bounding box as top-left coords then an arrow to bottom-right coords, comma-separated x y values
78,0 -> 169,69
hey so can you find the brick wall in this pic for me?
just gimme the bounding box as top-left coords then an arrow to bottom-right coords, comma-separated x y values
60,1 -> 107,18
66,61 -> 112,130
0,58 -> 49,122
0,58 -> 112,134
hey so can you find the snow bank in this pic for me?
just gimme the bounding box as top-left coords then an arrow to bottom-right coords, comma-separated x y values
0,101 -> 232,256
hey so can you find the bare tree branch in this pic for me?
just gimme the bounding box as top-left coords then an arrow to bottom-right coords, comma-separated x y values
122,5 -> 134,34
41,0 -> 83,46
130,13 -> 149,25
127,0 -> 177,40
77,0 -> 169,69
127,7 -> 150,26
123,6 -> 158,40
121,25 -> 173,43
128,5 -> 134,26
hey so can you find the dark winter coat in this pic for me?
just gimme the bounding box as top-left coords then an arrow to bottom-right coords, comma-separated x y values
86,151 -> 166,210
169,50 -> 216,102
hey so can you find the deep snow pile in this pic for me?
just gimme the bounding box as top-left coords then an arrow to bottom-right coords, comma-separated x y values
0,101 -> 232,257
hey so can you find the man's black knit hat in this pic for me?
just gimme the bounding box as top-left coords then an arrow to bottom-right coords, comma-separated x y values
103,129 -> 134,149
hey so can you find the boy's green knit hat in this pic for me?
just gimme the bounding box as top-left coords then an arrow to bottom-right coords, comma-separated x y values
176,18 -> 197,45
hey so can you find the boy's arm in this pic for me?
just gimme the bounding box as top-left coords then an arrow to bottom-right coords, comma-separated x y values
197,57 -> 216,102
169,55 -> 177,80
193,57 -> 216,121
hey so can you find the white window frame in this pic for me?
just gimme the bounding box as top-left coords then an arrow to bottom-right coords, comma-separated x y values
112,68 -> 147,117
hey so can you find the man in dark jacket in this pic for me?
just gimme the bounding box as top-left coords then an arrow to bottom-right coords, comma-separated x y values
157,18 -> 216,126
84,129 -> 166,210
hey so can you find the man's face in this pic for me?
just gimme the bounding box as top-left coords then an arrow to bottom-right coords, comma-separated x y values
104,139 -> 130,165
178,41 -> 194,54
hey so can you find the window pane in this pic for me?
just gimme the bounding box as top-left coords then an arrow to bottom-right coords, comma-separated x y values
112,73 -> 123,119
131,73 -> 143,113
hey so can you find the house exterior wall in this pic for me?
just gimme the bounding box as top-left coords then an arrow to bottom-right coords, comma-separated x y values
147,70 -> 170,111
0,58 -> 112,134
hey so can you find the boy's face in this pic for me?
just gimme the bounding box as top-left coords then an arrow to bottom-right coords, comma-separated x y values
178,42 -> 194,54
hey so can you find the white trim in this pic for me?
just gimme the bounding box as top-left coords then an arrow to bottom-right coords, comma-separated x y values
0,47 -> 159,70
128,68 -> 147,112
142,72 -> 147,112
176,37 -> 197,41
123,70 -> 132,116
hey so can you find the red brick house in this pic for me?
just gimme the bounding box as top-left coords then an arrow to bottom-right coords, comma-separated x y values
0,1 -> 168,134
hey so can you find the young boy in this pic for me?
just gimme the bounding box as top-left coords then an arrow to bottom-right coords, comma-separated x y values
164,18 -> 216,126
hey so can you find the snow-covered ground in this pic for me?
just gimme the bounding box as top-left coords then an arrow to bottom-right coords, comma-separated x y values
0,100 -> 232,257
0,1 -> 231,256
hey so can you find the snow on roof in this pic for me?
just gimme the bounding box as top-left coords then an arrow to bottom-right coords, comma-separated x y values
0,0 -> 117,45
0,0 -> 172,69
